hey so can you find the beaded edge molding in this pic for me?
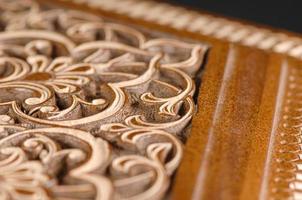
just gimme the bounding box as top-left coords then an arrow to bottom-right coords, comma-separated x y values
63,0 -> 302,59
270,65 -> 302,199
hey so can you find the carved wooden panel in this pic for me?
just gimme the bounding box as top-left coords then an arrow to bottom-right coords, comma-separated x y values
0,0 -> 208,199
1,0 -> 302,200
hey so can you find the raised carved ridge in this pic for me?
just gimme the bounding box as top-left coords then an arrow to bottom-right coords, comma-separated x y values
0,1 -> 207,199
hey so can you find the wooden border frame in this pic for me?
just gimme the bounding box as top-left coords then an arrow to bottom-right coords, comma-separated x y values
60,0 -> 302,59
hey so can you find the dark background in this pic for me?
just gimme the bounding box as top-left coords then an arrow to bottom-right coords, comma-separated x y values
169,0 -> 301,34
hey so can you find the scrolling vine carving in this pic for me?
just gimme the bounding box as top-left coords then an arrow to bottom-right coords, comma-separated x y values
0,0 -> 207,199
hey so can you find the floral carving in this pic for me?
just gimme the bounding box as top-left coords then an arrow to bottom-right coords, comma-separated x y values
0,126 -> 112,200
0,0 -> 207,199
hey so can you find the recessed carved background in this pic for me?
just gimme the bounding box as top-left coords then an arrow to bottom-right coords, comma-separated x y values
0,0 -> 207,199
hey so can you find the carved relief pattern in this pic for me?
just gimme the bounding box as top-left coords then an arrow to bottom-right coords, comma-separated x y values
0,0 -> 207,199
